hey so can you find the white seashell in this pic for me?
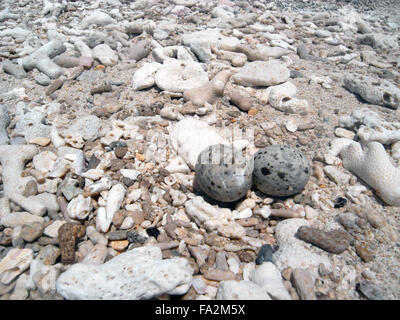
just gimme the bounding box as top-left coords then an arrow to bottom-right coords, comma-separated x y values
285,119 -> 298,132
164,175 -> 177,186
254,206 -> 271,219
50,126 -> 65,148
120,169 -> 141,181
67,194 -> 93,220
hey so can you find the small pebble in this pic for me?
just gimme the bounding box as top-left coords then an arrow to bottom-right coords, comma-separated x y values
355,243 -> 374,262
255,244 -> 274,265
296,226 -> 351,254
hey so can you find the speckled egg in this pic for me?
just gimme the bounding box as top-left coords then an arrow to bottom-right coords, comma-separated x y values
253,145 -> 310,197
194,144 -> 254,202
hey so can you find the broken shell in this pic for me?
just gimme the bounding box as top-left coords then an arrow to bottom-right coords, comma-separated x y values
164,175 -> 177,186
67,194 -> 93,220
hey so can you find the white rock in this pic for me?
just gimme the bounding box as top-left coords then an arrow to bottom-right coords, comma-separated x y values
165,157 -> 190,174
82,10 -> 115,28
169,118 -> 228,170
250,262 -> 292,300
0,197 -> 10,220
0,248 -> 33,285
56,246 -> 193,299
184,196 -> 246,239
29,192 -> 59,215
26,259 -> 61,294
86,225 -> 108,246
154,58 -> 209,93
216,280 -> 271,300
324,165 -> 351,185
67,194 -> 93,220
269,82 -> 309,115
227,256 -> 240,274
132,62 -> 162,90
127,189 -> 142,202
32,151 -> 57,175
182,28 -> 240,51
169,189 -> 187,207
254,206 -> 271,219
43,220 -> 66,238
235,198 -> 256,212
74,40 -> 92,58
120,216 -> 134,229
92,44 -> 119,66
304,206 -> 318,220
120,169 -> 141,181
334,127 -> 355,140
97,184 -> 125,232
1,212 -> 44,228
233,60 -> 290,87
81,244 -> 108,265
232,208 -> 252,220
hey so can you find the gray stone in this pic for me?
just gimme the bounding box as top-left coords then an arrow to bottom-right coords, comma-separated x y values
253,145 -> 310,197
194,144 -> 253,202
34,73 -> 51,86
189,42 -> 212,63
63,115 -> 102,141
85,32 -> 107,49
126,39 -> 151,61
14,111 -> 51,142
0,104 -> 10,145
2,60 -> 27,79
344,75 -> 400,109
255,244 -> 274,265
233,60 -> 290,87
21,40 -> 66,79
53,53 -> 79,68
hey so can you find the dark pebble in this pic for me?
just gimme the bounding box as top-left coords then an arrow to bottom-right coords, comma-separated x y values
122,177 -> 135,187
114,146 -> 128,159
146,227 -> 160,239
296,226 -> 351,254
127,231 -> 147,244
255,244 -> 274,265
87,154 -> 101,170
108,141 -> 128,150
107,230 -> 127,241
334,197 -> 347,208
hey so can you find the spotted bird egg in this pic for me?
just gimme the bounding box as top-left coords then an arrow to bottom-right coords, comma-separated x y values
194,144 -> 254,202
253,145 -> 310,196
